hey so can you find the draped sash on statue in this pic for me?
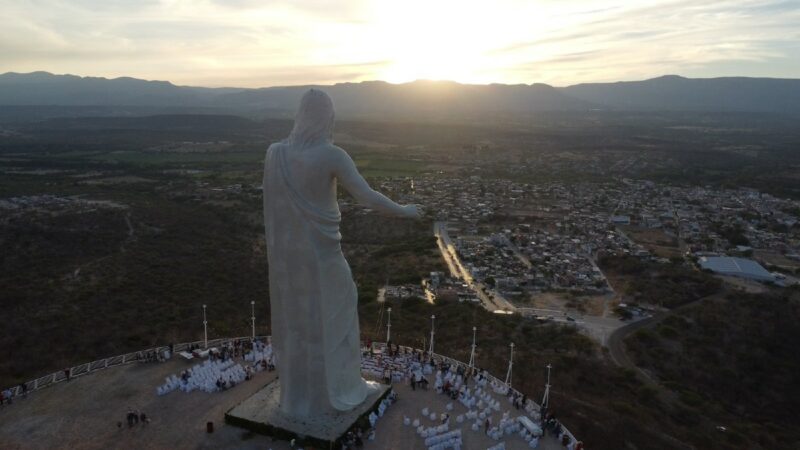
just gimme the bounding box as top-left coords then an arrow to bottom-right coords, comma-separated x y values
263,142 -> 368,417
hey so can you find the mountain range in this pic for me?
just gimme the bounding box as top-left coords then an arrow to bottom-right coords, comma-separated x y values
1,72 -> 798,118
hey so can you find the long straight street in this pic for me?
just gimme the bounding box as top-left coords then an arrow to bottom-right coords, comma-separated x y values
434,221 -> 517,313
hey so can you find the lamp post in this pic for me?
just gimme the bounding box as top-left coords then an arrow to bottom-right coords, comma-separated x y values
429,315 -> 435,354
250,301 -> 256,341
386,307 -> 392,343
541,363 -> 552,412
505,342 -> 515,388
468,326 -> 477,371
202,304 -> 208,349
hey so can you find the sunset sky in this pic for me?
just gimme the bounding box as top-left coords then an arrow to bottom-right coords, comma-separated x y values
1,0 -> 798,87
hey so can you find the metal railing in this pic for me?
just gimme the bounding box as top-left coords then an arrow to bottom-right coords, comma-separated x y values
372,342 -> 579,445
2,335 -> 267,398
2,336 -> 578,445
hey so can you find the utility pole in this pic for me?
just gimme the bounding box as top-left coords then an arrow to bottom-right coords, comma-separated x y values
505,342 -> 514,388
468,326 -> 477,371
250,301 -> 256,341
386,307 -> 392,343
541,363 -> 552,412
202,304 -> 208,349
429,315 -> 436,354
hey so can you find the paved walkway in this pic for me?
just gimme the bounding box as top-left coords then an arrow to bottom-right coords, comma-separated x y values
371,382 -> 564,450
0,357 -> 564,449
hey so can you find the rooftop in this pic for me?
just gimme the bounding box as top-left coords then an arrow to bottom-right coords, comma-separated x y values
699,256 -> 775,281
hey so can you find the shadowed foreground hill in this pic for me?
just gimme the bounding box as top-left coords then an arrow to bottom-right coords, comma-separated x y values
625,290 -> 800,448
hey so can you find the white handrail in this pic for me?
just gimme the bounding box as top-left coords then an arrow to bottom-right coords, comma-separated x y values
2,336 -> 579,445
2,335 -> 266,398
374,342 -> 579,444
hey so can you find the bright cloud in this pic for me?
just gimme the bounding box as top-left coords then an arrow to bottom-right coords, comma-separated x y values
0,0 -> 797,87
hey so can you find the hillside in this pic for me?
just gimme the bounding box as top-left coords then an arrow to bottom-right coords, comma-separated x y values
2,72 -> 800,117
563,75 -> 800,114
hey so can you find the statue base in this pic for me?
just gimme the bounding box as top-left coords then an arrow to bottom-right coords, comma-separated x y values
225,379 -> 391,449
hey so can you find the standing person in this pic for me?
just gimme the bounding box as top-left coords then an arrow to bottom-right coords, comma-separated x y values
262,89 -> 420,419
64,368 -> 71,381
19,383 -> 28,398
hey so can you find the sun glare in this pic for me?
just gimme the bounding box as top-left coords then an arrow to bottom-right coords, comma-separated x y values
368,0 -> 539,84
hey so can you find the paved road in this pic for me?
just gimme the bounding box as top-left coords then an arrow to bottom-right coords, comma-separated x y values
499,235 -> 532,269
607,291 -> 725,375
606,314 -> 664,383
433,221 -> 517,313
605,293 -> 727,450
433,222 -> 626,343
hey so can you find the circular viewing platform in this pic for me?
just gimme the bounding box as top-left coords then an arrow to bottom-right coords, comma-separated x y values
0,338 -> 573,449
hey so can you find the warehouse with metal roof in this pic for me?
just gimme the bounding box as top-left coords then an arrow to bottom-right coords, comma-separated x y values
698,256 -> 776,282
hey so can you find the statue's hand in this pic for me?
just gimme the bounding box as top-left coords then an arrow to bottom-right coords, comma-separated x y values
403,204 -> 422,219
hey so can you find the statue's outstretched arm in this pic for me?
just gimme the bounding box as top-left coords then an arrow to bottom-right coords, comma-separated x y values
332,148 -> 419,218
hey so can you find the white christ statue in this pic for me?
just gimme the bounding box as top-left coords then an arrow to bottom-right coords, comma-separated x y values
263,89 -> 420,419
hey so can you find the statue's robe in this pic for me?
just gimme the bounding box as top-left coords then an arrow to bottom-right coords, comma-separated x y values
263,142 -> 368,417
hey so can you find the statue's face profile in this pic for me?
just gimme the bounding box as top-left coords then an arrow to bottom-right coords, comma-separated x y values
289,89 -> 335,150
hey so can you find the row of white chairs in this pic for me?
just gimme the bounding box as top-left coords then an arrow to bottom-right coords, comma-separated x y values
415,422 -> 448,439
517,428 -> 540,448
368,395 -> 394,428
424,428 -> 462,449
156,359 -> 246,395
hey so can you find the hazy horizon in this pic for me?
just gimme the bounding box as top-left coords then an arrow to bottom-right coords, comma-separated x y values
9,70 -> 800,91
2,0 -> 799,88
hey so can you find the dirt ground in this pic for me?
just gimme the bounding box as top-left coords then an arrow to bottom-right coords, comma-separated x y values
529,291 -> 611,317
754,249 -> 800,271
716,275 -> 769,293
620,227 -> 681,258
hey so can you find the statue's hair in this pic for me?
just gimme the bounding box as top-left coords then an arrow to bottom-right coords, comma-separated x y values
287,88 -> 335,150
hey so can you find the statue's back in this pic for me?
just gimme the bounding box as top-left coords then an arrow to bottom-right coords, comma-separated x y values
263,139 -> 368,419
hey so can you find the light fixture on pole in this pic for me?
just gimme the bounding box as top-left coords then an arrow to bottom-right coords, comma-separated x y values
250,301 -> 256,341
541,363 -> 552,413
429,315 -> 435,354
468,326 -> 477,371
386,307 -> 392,343
202,304 -> 208,349
505,342 -> 515,388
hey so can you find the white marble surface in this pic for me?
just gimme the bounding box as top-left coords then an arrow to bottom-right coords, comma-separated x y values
262,89 -> 419,419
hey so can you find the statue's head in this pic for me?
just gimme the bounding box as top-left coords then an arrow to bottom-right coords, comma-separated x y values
288,88 -> 335,150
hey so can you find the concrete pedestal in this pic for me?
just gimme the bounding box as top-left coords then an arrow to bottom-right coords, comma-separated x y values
225,379 -> 391,449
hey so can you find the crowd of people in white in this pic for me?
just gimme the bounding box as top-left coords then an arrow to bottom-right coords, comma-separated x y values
144,338 -> 581,449
156,340 -> 274,396
360,343 -> 583,450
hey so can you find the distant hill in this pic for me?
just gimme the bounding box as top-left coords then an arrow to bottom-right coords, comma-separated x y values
1,72 -> 799,117
214,80 -> 595,118
562,75 -> 800,114
35,114 -> 262,131
0,71 -> 239,107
